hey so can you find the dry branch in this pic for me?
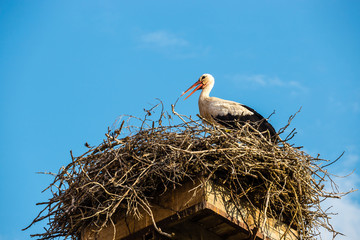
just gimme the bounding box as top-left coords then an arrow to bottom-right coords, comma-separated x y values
24,103 -> 352,239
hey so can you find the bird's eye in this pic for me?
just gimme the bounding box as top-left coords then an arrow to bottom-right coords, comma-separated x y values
201,76 -> 206,80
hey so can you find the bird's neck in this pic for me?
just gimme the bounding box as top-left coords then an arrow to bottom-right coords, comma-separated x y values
199,82 -> 214,100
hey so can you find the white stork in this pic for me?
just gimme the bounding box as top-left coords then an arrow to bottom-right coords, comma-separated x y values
180,74 -> 277,141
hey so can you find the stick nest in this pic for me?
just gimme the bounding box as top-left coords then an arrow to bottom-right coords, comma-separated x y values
24,104 -> 350,239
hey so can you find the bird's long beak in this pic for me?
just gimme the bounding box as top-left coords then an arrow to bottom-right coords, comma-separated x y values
180,80 -> 203,100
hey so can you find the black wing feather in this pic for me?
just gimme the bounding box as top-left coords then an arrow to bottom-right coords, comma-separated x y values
212,104 -> 276,138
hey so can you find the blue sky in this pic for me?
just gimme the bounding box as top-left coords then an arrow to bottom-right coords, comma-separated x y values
0,1 -> 359,239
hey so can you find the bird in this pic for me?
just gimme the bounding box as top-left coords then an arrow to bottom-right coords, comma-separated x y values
180,73 -> 277,141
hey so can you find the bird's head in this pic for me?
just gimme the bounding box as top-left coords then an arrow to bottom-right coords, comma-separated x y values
181,74 -> 214,100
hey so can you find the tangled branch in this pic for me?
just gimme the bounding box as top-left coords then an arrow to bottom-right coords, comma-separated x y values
24,102 -> 353,239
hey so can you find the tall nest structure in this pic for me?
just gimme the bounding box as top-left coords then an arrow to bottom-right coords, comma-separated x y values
24,103 -> 352,239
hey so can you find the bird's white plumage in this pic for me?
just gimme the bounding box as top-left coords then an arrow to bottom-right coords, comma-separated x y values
181,73 -> 277,140
193,74 -> 253,125
199,97 -> 254,125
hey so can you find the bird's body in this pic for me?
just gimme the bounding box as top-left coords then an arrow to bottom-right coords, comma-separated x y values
181,74 -> 277,140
